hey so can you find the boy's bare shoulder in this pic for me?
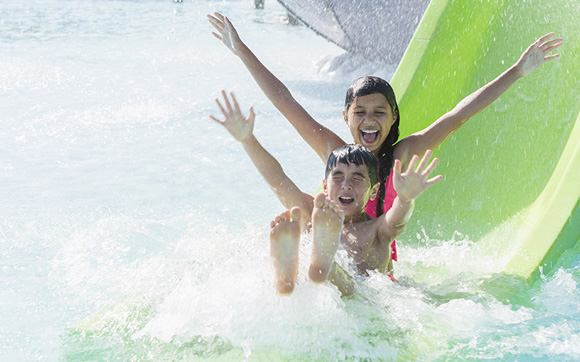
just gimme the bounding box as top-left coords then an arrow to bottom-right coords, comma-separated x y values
365,214 -> 398,245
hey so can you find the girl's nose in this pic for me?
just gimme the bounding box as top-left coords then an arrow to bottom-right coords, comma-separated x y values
362,113 -> 374,123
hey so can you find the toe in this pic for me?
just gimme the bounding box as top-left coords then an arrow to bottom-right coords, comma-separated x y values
290,207 -> 301,222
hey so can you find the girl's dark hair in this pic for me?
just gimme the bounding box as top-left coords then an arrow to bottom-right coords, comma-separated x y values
325,144 -> 378,186
345,76 -> 400,216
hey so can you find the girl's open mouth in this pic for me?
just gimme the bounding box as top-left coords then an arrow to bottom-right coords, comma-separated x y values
361,130 -> 379,144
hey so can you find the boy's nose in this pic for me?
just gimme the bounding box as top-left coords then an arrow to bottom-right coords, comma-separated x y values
341,181 -> 352,190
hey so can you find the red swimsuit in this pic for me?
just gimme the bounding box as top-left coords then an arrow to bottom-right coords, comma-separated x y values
365,169 -> 398,280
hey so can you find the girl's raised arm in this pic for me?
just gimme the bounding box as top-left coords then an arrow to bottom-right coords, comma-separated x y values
394,33 -> 563,168
208,12 -> 346,162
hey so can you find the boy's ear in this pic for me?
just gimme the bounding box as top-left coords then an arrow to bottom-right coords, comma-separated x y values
369,183 -> 380,201
342,110 -> 348,124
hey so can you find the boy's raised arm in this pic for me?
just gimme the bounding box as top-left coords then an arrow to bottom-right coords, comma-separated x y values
208,12 -> 346,163
210,91 -> 313,214
377,150 -> 442,241
396,33 -> 563,168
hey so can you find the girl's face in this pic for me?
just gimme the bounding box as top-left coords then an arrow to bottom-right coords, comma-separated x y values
343,93 -> 396,155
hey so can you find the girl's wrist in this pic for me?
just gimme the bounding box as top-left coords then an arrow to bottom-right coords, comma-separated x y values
241,134 -> 257,145
234,41 -> 248,57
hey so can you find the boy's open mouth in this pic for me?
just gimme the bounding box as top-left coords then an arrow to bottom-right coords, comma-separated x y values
361,130 -> 379,144
338,196 -> 355,205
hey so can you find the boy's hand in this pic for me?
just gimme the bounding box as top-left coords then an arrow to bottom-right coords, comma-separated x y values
207,12 -> 243,55
515,32 -> 562,77
210,90 -> 255,143
393,150 -> 442,202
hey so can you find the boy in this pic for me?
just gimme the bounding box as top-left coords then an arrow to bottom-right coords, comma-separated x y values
210,91 -> 442,296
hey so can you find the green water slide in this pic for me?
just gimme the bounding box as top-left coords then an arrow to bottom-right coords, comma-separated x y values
393,0 -> 580,282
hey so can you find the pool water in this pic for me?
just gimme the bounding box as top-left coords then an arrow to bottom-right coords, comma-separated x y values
1,1 -> 579,361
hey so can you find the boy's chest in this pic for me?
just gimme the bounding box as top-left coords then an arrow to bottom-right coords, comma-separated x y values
340,225 -> 389,268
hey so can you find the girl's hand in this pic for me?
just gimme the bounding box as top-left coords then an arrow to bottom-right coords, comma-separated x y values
515,32 -> 563,77
393,150 -> 443,202
210,90 -> 255,143
207,12 -> 243,55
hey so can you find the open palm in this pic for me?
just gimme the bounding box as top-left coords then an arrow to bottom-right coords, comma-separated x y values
516,32 -> 562,77
207,12 -> 243,55
392,150 -> 442,202
210,90 -> 255,143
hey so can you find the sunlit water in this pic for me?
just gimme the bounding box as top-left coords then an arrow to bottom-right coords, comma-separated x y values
1,1 -> 579,361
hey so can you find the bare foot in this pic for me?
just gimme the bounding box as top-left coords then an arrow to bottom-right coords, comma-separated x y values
269,207 -> 302,295
309,193 -> 345,283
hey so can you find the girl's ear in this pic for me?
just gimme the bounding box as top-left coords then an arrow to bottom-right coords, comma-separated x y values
369,183 -> 380,201
391,109 -> 398,126
323,179 -> 328,195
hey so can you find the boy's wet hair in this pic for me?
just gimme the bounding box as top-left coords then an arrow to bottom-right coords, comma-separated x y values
345,76 -> 400,216
325,144 -> 378,186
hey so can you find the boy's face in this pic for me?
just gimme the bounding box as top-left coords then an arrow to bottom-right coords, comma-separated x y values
324,162 -> 377,216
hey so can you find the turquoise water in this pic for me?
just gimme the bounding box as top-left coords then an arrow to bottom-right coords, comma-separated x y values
1,1 -> 579,361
